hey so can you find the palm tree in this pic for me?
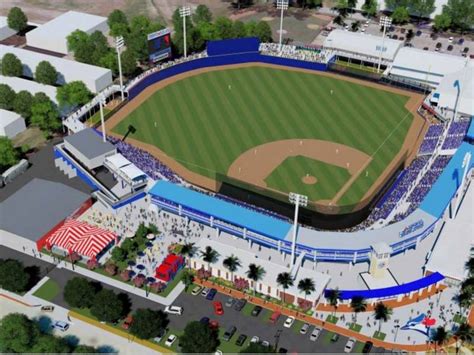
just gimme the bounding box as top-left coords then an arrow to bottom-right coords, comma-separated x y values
373,302 -> 392,334
200,246 -> 219,272
276,272 -> 294,305
182,269 -> 194,291
326,288 -> 341,316
223,255 -> 241,282
246,263 -> 266,295
179,242 -> 196,266
455,323 -> 473,347
432,326 -> 448,353
465,257 -> 474,277
350,296 -> 367,324
297,278 -> 315,301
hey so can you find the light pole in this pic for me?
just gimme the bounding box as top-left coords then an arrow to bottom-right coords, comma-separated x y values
289,192 -> 308,266
394,325 -> 400,342
115,36 -> 125,101
179,6 -> 191,58
377,16 -> 392,73
99,95 -> 107,142
276,0 -> 289,51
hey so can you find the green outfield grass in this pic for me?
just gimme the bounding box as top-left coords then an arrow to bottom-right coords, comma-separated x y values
113,66 -> 413,207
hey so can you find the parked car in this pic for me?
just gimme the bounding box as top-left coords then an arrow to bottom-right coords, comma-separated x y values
233,298 -> 247,311
122,315 -> 133,330
448,36 -> 454,42
153,329 -> 166,343
458,38 -> 464,45
269,311 -> 281,324
215,350 -> 223,355
191,285 -> 202,296
164,334 -> 177,347
447,45 -> 453,51
213,301 -> 224,315
344,337 -> 356,353
51,321 -> 69,332
223,325 -> 237,341
362,341 -> 373,353
330,333 -> 340,342
261,340 -> 270,347
164,305 -> 183,315
206,288 -> 217,300
200,316 -> 210,325
250,335 -> 260,343
225,297 -> 235,307
283,316 -> 295,328
235,334 -> 247,346
40,305 -> 54,312
310,327 -> 322,341
278,347 -> 288,353
209,320 -> 219,330
251,305 -> 262,317
201,287 -> 210,297
300,323 -> 310,334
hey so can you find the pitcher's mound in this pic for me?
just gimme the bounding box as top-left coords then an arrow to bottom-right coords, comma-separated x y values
302,175 -> 317,185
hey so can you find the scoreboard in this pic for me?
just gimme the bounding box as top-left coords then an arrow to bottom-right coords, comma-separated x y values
147,28 -> 172,63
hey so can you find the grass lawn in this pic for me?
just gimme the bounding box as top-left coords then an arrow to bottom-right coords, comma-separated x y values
160,268 -> 185,297
373,330 -> 386,340
87,107 -> 111,127
261,308 -> 273,323
265,156 -> 351,201
335,59 -> 380,73
353,341 -> 365,353
322,330 -> 337,344
156,328 -> 183,352
292,319 -> 305,334
33,279 -> 60,301
216,327 -> 246,353
326,314 -> 339,324
349,322 -> 362,332
241,302 -> 255,317
113,66 -> 413,209
453,314 -> 467,324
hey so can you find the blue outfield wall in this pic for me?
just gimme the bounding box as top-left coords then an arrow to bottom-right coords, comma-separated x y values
127,53 -> 328,100
207,37 -> 260,56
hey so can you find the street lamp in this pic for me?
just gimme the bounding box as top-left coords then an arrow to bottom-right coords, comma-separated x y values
276,0 -> 289,50
99,95 -> 107,142
179,6 -> 191,58
377,16 -> 392,73
394,324 -> 400,342
289,192 -> 308,266
115,36 -> 125,101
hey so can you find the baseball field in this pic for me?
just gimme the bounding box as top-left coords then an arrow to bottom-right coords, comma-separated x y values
109,64 -> 423,211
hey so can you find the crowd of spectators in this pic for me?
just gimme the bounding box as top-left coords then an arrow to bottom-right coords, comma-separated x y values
441,119 -> 470,150
259,43 -> 328,63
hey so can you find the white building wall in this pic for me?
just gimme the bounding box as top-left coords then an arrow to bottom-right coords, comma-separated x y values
0,110 -> 26,138
0,75 -> 58,104
0,16 -> 16,41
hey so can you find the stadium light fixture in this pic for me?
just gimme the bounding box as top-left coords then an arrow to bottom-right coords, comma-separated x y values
179,6 -> 191,58
276,0 -> 289,51
99,96 -> 107,143
377,16 -> 392,73
115,36 -> 125,101
289,192 -> 308,266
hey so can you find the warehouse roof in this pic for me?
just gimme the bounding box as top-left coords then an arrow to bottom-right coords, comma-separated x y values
324,29 -> 402,61
64,128 -> 115,160
0,75 -> 58,104
0,109 -> 22,128
0,16 -> 16,40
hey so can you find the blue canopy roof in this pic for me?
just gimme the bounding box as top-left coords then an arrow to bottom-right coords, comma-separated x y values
326,272 -> 444,300
149,181 -> 291,240
466,119 -> 474,140
420,143 -> 474,218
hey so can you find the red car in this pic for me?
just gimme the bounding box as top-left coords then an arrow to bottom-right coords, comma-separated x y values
209,320 -> 219,330
122,315 -> 133,330
213,301 -> 224,315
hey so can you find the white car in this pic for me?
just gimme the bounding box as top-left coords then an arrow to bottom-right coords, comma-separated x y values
448,36 -> 454,42
215,350 -> 223,355
164,305 -> 183,315
283,316 -> 295,328
201,287 -> 210,297
165,334 -> 177,347
344,337 -> 356,353
191,285 -> 202,296
250,335 -> 260,343
310,327 -> 322,341
261,340 -> 270,347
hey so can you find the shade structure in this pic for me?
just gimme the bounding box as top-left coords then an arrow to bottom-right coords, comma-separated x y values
46,219 -> 116,259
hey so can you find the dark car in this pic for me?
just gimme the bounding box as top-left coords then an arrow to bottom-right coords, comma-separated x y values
330,333 -> 340,342
362,341 -> 373,353
458,38 -> 464,45
447,45 -> 453,51
416,30 -> 422,36
199,316 -> 210,325
235,334 -> 247,346
233,298 -> 247,311
206,288 -> 217,300
251,305 -> 262,316
223,326 -> 237,341
278,348 -> 288,353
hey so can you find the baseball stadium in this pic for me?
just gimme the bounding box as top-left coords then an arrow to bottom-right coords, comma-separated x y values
105,38 -> 426,228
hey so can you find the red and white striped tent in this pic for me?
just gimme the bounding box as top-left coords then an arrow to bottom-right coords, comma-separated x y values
46,219 -> 117,259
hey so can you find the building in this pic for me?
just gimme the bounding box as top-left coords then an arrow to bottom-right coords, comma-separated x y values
0,75 -> 58,104
0,109 -> 26,138
25,11 -> 108,55
0,16 -> 16,41
354,0 -> 447,19
0,45 -> 112,93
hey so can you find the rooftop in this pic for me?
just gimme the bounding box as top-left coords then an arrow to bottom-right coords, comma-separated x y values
0,109 -> 22,127
64,128 -> 116,161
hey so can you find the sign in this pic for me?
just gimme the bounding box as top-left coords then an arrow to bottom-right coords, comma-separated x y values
147,28 -> 172,63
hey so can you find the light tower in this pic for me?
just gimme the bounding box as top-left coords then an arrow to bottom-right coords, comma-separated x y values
289,192 -> 308,266
276,0 -> 289,51
99,95 -> 107,142
377,16 -> 392,73
179,6 -> 191,58
115,36 -> 125,101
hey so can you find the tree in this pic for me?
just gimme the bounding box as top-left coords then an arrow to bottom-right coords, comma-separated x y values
457,291 -> 472,314
362,0 -> 378,17
120,49 -> 138,76
64,277 -> 97,308
0,137 -> 19,171
111,247 -> 127,263
1,53 -> 23,77
73,344 -> 98,353
391,6 -> 410,23
34,61 -> 58,85
0,84 -> 16,110
67,30 -> 89,53
31,334 -> 70,353
223,255 -> 241,282
240,342 -> 274,353
455,323 -> 473,345
433,13 -> 452,31
182,269 -> 195,291
326,289 -> 341,316
129,308 -> 168,339
432,326 -> 448,352
57,81 -> 92,109
385,0 -> 409,11
193,5 -> 212,25
298,278 -> 315,301
179,321 -> 219,353
7,7 -> 28,32
126,15 -> 164,62
411,0 -> 436,19
90,289 -> 124,323
108,9 -> 129,37
244,21 -> 258,37
373,302 -> 392,333
255,21 -> 273,42
336,0 -> 349,17
179,242 -> 196,266
246,263 -> 266,295
0,313 -> 39,353
201,246 -> 219,271
350,296 -> 367,323
30,100 -> 60,133
276,272 -> 293,304
33,92 -> 52,106
197,22 -> 218,42
89,31 -> 111,66
442,0 -> 474,32
214,17 -> 234,39
0,259 -> 29,293
233,21 -> 247,38
13,90 -> 33,121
